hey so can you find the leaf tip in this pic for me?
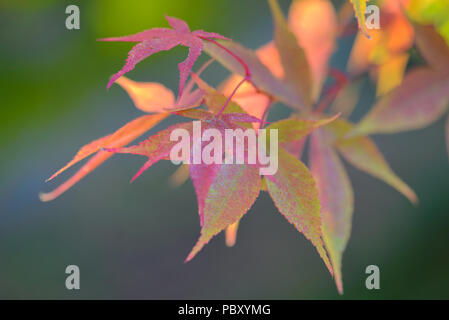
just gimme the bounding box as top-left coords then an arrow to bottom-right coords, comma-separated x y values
327,112 -> 341,124
409,191 -> 419,206
336,281 -> 344,295
397,179 -> 418,206
39,192 -> 54,202
129,160 -> 153,183
184,250 -> 196,263
130,172 -> 141,183
185,235 -> 209,263
106,81 -> 114,91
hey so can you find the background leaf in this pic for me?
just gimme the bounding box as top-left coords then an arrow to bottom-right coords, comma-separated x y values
376,53 -> 409,96
353,68 -> 449,135
330,79 -> 362,118
115,77 -> 176,112
269,0 -> 312,106
288,0 -> 337,100
347,3 -> 414,95
331,120 -> 418,204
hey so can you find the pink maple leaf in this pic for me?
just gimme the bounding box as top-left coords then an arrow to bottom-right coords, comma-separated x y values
99,15 -> 230,97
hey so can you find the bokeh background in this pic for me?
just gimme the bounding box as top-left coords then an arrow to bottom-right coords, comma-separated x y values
1,0 -> 448,299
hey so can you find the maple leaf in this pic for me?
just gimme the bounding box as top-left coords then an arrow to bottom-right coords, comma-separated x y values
309,128 -> 354,294
99,15 -> 229,97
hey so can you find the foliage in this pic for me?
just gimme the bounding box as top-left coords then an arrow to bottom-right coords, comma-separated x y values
41,0 -> 449,294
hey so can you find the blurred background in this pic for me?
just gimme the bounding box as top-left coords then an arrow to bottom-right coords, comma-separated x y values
0,0 -> 448,299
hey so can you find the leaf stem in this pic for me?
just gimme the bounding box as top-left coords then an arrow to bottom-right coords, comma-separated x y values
313,86 -> 340,114
217,75 -> 250,116
313,68 -> 349,115
201,37 -> 256,116
196,58 -> 215,76
201,37 -> 252,79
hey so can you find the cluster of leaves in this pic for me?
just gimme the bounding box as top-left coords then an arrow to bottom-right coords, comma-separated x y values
41,0 -> 449,294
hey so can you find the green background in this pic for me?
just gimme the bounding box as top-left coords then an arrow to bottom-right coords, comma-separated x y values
0,0 -> 448,299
